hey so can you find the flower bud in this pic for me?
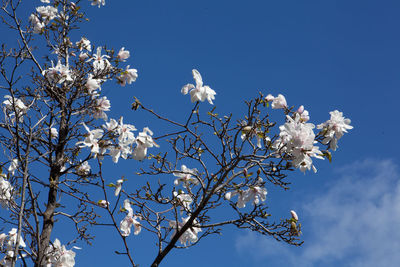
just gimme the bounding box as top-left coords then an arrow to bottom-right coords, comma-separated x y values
265,94 -> 274,102
297,105 -> 304,114
290,210 -> 298,221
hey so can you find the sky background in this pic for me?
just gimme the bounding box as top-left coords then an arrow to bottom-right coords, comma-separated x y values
3,0 -> 400,266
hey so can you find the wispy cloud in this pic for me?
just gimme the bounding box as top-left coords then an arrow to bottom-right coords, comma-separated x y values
235,159 -> 400,267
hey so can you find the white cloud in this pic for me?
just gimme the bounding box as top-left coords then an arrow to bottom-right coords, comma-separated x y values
235,159 -> 400,267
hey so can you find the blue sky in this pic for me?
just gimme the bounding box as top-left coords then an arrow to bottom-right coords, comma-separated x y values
4,0 -> 400,266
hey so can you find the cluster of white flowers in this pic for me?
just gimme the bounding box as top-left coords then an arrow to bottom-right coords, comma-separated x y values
42,60 -> 74,84
273,113 -> 323,173
0,173 -> 13,208
169,217 -> 202,246
268,94 -> 353,172
0,228 -> 26,266
120,199 -> 141,236
225,179 -> 268,208
317,110 -> 353,151
173,191 -> 193,214
169,165 -> 202,245
3,95 -> 28,123
44,239 -> 78,267
29,4 -> 58,34
105,118 -> 136,163
182,69 -> 216,104
173,165 -> 199,187
77,118 -> 158,163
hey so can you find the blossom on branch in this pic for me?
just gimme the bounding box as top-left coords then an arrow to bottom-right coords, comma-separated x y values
132,127 -> 159,161
42,60 -> 73,84
173,165 -> 199,187
120,199 -> 141,237
317,110 -> 353,151
114,179 -> 123,196
44,238 -> 77,267
169,216 -> 202,246
273,114 -> 323,173
265,94 -> 287,109
118,65 -> 138,86
92,96 -> 111,120
90,0 -> 105,8
85,74 -> 102,96
91,47 -> 111,72
117,47 -> 130,62
76,37 -> 92,52
0,174 -> 13,208
181,69 -> 216,104
36,5 -> 58,22
29,14 -> 45,33
76,123 -> 104,155
76,161 -> 90,175
173,191 -> 193,214
225,181 -> 267,208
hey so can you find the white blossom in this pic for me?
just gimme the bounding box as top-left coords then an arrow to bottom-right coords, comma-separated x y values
89,0 -> 105,8
317,110 -> 353,151
76,37 -> 91,51
29,14 -> 45,33
76,161 -> 90,175
133,127 -> 159,161
45,238 -> 77,267
91,47 -> 111,72
265,94 -> 287,109
42,60 -> 73,84
103,118 -> 118,132
173,165 -> 199,187
0,174 -> 12,208
8,159 -> 18,176
181,69 -> 216,104
116,117 -> 136,144
85,74 -> 102,96
117,47 -> 130,62
7,228 -> 26,248
273,114 -> 323,173
98,200 -> 109,208
169,216 -> 202,246
76,123 -> 104,155
297,105 -> 310,122
173,191 -> 193,214
50,128 -> 58,139
118,65 -> 138,86
225,182 -> 267,208
120,199 -> 141,236
290,210 -> 298,221
115,179 -> 123,196
79,52 -> 89,61
0,233 -> 6,248
92,96 -> 110,120
3,95 -> 28,123
109,142 -> 131,163
36,6 -> 58,22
